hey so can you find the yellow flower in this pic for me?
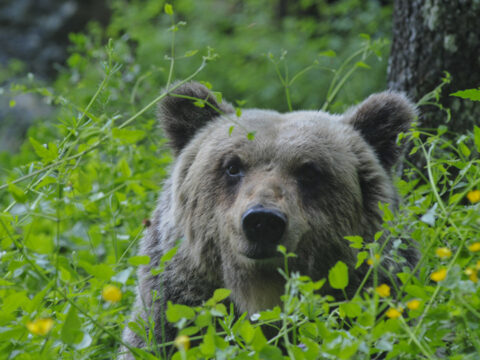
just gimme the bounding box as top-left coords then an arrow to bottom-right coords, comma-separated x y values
406,299 -> 421,310
465,267 -> 478,283
467,190 -> 480,203
367,254 -> 381,266
430,268 -> 447,282
26,318 -> 54,336
102,285 -> 122,303
435,247 -> 452,259
174,335 -> 191,350
375,284 -> 391,297
385,307 -> 403,319
468,242 -> 480,252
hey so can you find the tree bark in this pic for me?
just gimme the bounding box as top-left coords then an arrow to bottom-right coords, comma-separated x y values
388,0 -> 480,133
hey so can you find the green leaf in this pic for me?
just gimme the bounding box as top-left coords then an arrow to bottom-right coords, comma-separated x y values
195,312 -> 212,328
25,233 -> 54,254
184,49 -> 198,57
474,125 -> 480,152
298,337 -> 320,360
299,322 -> 318,339
112,128 -> 146,144
8,183 -> 27,203
130,348 -> 160,360
180,326 -> 201,336
319,50 -> 336,57
213,91 -> 222,104
359,33 -> 371,40
164,3 -> 173,15
79,262 -> 114,281
152,246 -> 178,275
161,246 -> 178,264
118,157 -> 132,177
228,125 -> 235,135
193,100 -> 205,108
355,61 -> 370,69
27,280 -> 54,313
128,182 -> 145,196
0,214 -> 14,249
128,255 -> 150,266
200,81 -> 212,89
2,291 -> 30,314
374,231 -> 384,241
259,306 -> 282,321
239,320 -> 255,343
128,321 -> 146,338
247,132 -> 255,140
458,142 -> 471,157
355,251 -> 368,269
166,302 -> 195,323
36,176 -> 58,189
62,307 -> 83,345
450,88 -> 480,101
200,325 -> 216,357
277,245 -> 287,255
212,303 -> 228,317
209,288 -> 231,304
338,341 -> 360,359
29,137 -> 57,162
380,203 -> 394,221
404,285 -> 428,299
71,170 -> 92,194
251,327 -> 267,351
344,235 -> 363,249
339,301 -> 362,318
259,346 -> 284,360
328,261 -> 349,290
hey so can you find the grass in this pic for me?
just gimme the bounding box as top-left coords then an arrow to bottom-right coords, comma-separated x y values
1,4 -> 480,359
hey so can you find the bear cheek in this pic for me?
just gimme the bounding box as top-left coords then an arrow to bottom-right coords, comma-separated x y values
215,206 -> 242,254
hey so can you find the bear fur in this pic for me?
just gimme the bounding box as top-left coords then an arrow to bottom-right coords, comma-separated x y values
120,82 -> 418,357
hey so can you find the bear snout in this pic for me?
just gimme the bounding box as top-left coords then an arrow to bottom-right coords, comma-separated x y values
241,204 -> 287,259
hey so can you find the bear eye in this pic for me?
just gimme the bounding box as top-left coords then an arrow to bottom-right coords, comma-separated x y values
224,157 -> 244,181
296,162 -> 321,184
227,163 -> 241,176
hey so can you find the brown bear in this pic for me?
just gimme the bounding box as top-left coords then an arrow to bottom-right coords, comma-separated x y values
120,81 -> 418,357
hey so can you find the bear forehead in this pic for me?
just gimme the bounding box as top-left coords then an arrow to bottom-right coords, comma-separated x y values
215,109 -> 354,145
194,109 -> 362,171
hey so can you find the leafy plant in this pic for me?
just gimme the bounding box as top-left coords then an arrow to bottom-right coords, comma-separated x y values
1,2 -> 479,359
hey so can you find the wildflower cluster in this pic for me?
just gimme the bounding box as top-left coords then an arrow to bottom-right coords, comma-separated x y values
374,283 -> 423,320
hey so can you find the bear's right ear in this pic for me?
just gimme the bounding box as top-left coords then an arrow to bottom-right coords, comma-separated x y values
344,91 -> 417,171
159,81 -> 234,155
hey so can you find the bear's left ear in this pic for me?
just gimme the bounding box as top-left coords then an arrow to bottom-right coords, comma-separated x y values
159,81 -> 234,155
344,91 -> 417,170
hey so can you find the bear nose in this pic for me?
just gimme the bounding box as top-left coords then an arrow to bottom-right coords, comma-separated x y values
242,205 -> 287,244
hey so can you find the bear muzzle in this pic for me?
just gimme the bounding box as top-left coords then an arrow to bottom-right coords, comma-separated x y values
241,204 -> 287,259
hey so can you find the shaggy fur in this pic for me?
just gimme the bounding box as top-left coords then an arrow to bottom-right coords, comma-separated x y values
120,82 -> 418,358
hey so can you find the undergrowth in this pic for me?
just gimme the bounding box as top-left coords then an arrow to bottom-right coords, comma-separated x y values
1,3 -> 480,360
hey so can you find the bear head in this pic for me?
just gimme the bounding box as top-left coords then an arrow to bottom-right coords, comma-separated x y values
158,81 -> 417,313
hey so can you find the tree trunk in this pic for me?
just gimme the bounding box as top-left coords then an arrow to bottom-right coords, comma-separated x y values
388,0 -> 480,134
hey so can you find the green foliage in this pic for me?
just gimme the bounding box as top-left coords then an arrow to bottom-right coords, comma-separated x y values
328,261 -> 349,290
451,88 -> 480,102
1,1 -> 480,359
